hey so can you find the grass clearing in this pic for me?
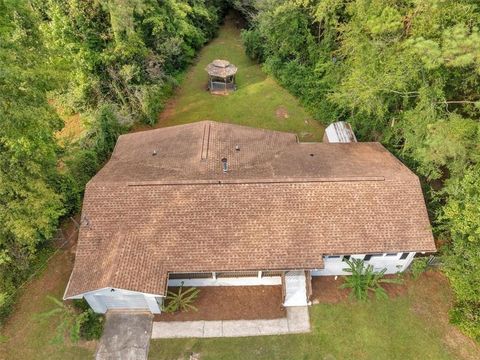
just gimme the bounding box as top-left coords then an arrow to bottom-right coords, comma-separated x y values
134,13 -> 324,141
149,272 -> 480,360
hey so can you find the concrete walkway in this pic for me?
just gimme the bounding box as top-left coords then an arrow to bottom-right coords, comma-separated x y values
151,306 -> 310,339
96,311 -> 153,360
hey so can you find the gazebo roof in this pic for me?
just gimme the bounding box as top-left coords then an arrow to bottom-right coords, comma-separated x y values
205,59 -> 237,78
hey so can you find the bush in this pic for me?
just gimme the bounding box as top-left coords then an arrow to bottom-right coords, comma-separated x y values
54,172 -> 82,215
241,29 -> 265,62
64,149 -> 100,190
73,298 -> 104,340
410,257 -> 429,280
137,82 -> 176,125
78,309 -> 104,340
39,298 -> 104,343
449,301 -> 480,341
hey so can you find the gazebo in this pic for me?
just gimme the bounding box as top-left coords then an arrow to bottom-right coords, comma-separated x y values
205,59 -> 237,94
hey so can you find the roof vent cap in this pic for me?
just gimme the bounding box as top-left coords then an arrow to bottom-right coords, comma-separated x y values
152,150 -> 157,156
221,157 -> 228,173
235,145 -> 240,151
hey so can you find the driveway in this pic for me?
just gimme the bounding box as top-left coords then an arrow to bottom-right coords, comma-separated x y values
96,311 -> 153,360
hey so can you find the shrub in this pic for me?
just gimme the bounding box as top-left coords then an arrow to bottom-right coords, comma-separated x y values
64,149 -> 100,190
77,308 -> 104,340
341,258 -> 403,301
162,284 -> 200,313
54,171 -> 82,215
39,297 -> 104,343
410,257 -> 429,280
449,301 -> 480,341
137,82 -> 176,125
241,29 -> 265,62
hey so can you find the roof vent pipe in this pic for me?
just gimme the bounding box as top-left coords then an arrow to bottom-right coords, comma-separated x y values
221,157 -> 228,173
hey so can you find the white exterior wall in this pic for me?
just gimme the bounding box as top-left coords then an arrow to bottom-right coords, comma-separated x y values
168,275 -> 282,287
80,288 -> 163,314
311,252 -> 416,276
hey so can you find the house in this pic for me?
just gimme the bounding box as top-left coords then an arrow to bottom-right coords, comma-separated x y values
64,121 -> 436,314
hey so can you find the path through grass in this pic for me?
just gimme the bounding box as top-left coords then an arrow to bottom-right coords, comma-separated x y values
136,12 -> 324,141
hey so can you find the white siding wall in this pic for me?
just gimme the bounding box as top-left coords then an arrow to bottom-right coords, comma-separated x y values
83,288 -> 163,314
311,252 -> 415,276
168,275 -> 282,287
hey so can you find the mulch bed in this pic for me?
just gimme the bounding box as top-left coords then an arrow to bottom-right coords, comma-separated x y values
311,275 -> 409,303
311,276 -> 349,304
155,286 -> 286,322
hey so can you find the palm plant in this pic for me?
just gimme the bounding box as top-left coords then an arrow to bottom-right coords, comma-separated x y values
162,283 -> 200,313
340,258 -> 403,301
37,296 -> 83,343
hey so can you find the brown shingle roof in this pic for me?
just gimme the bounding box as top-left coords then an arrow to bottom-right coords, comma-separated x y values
65,121 -> 435,298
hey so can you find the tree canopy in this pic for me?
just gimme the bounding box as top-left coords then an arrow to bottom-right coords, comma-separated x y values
239,0 -> 480,339
0,0 -> 65,314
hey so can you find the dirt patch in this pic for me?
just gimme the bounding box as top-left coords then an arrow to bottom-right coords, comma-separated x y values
311,276 -> 349,304
381,274 -> 409,297
275,106 -> 289,120
155,286 -> 285,322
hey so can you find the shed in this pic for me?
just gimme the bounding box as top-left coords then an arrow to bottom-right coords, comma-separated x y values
323,121 -> 357,143
205,59 -> 237,94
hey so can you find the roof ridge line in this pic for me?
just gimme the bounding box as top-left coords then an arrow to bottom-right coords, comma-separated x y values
126,176 -> 386,187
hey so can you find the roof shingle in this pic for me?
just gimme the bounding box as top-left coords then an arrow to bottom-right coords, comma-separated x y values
65,121 -> 435,298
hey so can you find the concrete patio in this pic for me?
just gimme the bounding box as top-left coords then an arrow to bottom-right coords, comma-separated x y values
151,306 -> 310,339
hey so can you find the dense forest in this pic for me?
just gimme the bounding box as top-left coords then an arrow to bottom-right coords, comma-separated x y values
1,0 -> 479,341
236,0 -> 480,339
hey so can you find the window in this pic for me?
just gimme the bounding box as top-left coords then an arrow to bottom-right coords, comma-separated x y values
386,253 -> 398,257
400,252 -> 410,260
342,255 -> 351,262
364,254 -> 382,261
325,255 -> 341,259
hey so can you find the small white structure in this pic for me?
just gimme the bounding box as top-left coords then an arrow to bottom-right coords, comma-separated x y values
323,121 -> 357,143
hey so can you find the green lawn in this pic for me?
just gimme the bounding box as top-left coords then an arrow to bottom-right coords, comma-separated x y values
137,13 -> 324,141
149,273 -> 480,360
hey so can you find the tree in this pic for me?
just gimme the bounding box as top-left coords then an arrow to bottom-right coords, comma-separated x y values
40,0 -> 225,123
441,165 -> 480,340
242,0 -> 480,337
0,0 -> 65,318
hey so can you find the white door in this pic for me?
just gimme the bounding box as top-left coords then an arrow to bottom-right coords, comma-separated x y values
96,293 -> 149,310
